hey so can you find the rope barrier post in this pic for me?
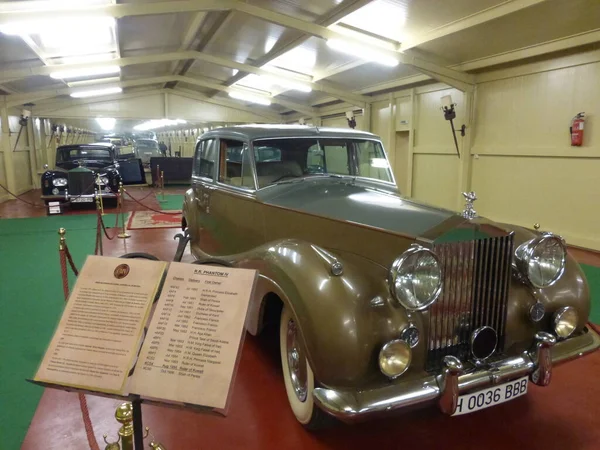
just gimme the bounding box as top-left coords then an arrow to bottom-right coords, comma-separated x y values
95,196 -> 104,255
58,227 -> 69,301
157,170 -> 166,203
117,181 -> 131,239
95,174 -> 105,216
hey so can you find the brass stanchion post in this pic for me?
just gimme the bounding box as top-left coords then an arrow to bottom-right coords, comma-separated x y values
96,174 -> 105,215
95,196 -> 104,255
115,402 -> 134,450
157,169 -> 166,203
117,181 -> 130,239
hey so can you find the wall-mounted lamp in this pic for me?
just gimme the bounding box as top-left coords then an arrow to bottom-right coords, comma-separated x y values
441,95 -> 465,158
346,111 -> 356,129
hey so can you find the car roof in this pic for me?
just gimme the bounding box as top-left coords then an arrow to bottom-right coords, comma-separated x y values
199,124 -> 382,141
57,143 -> 113,150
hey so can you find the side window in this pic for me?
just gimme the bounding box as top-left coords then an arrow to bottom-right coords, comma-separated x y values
193,139 -> 217,179
219,139 -> 256,190
322,142 -> 350,175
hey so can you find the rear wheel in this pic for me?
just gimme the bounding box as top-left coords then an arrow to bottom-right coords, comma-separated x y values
279,305 -> 332,429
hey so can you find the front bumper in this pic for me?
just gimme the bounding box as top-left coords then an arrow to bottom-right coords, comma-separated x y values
41,192 -> 117,201
313,326 -> 600,423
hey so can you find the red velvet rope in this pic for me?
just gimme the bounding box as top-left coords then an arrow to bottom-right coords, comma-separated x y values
59,241 -> 100,450
0,180 -> 100,208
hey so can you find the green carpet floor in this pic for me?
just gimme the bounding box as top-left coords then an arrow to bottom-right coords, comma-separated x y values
582,264 -> 600,324
0,214 -> 116,450
155,193 -> 184,211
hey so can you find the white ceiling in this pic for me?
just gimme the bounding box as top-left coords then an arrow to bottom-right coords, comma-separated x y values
0,0 -> 598,126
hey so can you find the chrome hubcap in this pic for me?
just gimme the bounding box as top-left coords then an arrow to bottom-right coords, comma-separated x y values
286,318 -> 308,402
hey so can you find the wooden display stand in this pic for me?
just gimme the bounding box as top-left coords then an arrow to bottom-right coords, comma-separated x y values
31,255 -> 257,449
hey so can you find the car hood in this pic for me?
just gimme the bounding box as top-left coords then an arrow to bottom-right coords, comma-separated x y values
57,161 -> 112,171
258,178 -> 459,238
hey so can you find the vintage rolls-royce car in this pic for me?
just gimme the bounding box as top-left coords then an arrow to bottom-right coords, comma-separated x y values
182,125 -> 600,428
41,143 -> 121,206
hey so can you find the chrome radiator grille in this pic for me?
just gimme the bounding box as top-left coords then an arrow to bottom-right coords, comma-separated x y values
426,234 -> 514,372
68,171 -> 95,196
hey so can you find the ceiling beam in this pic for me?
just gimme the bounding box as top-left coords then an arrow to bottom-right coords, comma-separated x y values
175,76 -> 317,116
0,0 -> 473,88
0,50 -> 369,107
171,88 -> 282,122
219,0 -> 374,88
32,89 -> 165,115
6,74 -> 317,115
32,86 -> 282,122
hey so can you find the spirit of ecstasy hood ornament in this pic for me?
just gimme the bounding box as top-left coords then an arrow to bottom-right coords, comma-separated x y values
462,191 -> 477,219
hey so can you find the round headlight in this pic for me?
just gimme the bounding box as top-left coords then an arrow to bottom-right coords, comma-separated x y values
378,339 -> 411,379
100,176 -> 110,186
553,306 -> 578,338
515,234 -> 566,288
53,178 -> 67,187
388,246 -> 442,310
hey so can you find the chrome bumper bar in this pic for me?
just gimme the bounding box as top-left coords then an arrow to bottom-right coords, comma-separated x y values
313,326 -> 600,423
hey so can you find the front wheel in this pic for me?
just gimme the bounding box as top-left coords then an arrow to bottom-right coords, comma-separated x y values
279,305 -> 332,429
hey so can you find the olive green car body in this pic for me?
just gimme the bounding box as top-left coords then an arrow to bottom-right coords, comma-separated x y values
182,125 -> 600,421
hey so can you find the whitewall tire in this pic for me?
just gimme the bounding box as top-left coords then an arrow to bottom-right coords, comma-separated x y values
280,304 -> 331,429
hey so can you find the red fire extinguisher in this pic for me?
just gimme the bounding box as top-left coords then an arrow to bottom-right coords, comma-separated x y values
570,112 -> 585,146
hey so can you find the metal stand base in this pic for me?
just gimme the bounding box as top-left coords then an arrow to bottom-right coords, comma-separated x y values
118,232 -> 131,239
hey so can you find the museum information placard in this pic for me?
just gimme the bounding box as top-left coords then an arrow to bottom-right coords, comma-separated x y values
33,256 -> 257,413
129,262 -> 257,410
34,255 -> 166,393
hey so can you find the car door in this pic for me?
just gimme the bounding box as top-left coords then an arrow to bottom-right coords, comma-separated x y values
190,138 -> 218,253
207,136 -> 265,255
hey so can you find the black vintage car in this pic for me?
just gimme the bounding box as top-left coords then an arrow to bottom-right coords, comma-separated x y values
41,143 -> 122,206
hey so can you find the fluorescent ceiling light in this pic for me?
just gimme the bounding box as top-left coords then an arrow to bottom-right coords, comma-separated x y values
133,119 -> 187,131
70,86 -> 122,98
262,75 -> 311,93
326,39 -> 399,67
67,76 -> 120,87
0,17 -> 115,36
60,53 -> 115,65
96,117 -> 116,131
229,91 -> 271,106
50,65 -> 120,80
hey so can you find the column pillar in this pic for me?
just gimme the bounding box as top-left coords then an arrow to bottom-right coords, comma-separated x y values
26,116 -> 38,188
39,118 -> 49,167
0,104 -> 17,194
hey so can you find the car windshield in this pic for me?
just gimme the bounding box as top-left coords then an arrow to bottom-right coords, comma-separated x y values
136,140 -> 159,150
57,147 -> 112,162
252,138 -> 393,188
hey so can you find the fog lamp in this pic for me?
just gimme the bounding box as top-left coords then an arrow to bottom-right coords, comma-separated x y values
52,188 -> 59,195
553,306 -> 578,338
378,339 -> 411,379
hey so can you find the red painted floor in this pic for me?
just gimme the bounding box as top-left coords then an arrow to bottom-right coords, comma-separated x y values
3,188 -> 600,450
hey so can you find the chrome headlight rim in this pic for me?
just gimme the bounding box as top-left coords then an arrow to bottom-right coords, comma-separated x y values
514,233 -> 566,289
378,338 -> 411,379
388,246 -> 443,311
553,306 -> 578,339
52,177 -> 67,187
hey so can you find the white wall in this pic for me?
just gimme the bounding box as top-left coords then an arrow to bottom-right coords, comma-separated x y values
368,49 -> 600,250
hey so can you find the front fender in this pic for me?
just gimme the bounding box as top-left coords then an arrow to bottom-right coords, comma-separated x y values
191,238 -> 412,389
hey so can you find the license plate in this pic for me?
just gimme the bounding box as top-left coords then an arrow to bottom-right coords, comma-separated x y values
71,197 -> 94,203
453,376 -> 528,416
